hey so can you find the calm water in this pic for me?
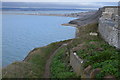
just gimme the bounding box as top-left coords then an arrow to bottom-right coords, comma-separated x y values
2,13 -> 76,67
3,10 -> 87,14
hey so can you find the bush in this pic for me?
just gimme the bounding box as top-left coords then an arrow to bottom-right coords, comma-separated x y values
93,60 -> 119,78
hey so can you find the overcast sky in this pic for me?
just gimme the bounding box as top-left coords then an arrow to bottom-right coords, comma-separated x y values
2,0 -> 119,9
2,0 -> 120,2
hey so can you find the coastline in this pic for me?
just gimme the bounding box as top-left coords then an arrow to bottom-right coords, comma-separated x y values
2,10 -> 96,18
61,23 -> 80,38
23,23 -> 78,62
2,6 -> 120,78
2,10 -> 96,64
23,24 -> 78,62
2,10 -> 98,77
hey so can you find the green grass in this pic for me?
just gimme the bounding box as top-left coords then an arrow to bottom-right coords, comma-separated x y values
2,39 -> 72,78
51,46 -> 77,78
2,23 -> 119,78
67,23 -> 100,48
26,42 -> 63,77
50,23 -> 119,78
2,62 -> 37,78
70,23 -> 120,78
76,41 -> 120,78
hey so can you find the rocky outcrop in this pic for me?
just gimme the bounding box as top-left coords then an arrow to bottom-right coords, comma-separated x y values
69,7 -> 104,26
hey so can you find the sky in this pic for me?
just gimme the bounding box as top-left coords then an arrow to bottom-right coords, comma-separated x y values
2,2 -> 118,9
1,0 -> 119,9
2,0 -> 120,2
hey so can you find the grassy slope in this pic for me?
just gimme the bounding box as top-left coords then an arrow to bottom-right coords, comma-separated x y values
2,23 -> 119,78
51,46 -> 77,78
74,23 -> 120,78
2,40 -> 72,78
51,23 -> 120,78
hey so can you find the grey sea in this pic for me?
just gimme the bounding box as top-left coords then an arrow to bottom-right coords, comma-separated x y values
2,11 -> 78,67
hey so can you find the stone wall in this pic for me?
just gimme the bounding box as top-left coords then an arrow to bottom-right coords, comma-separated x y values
70,6 -> 120,78
98,7 -> 120,49
70,51 -> 101,78
70,51 -> 83,76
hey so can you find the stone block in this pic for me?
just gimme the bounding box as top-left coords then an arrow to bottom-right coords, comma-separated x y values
105,8 -> 114,12
104,75 -> 116,80
102,12 -> 113,19
70,52 -> 84,76
82,65 -> 92,78
90,68 -> 101,78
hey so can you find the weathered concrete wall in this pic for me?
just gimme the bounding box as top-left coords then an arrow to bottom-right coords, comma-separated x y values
70,51 -> 83,76
98,7 -> 120,49
70,51 -> 101,78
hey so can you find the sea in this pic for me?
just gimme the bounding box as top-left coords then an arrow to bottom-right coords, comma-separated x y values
2,9 -> 90,67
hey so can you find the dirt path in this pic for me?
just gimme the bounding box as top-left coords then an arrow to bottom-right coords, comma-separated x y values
43,44 -> 67,78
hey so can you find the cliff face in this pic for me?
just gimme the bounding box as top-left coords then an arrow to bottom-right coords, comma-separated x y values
98,7 -> 120,49
69,8 -> 104,26
69,6 -> 120,49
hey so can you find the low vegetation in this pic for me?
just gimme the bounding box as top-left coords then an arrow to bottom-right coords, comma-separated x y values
2,40 -> 72,78
2,62 -> 36,78
71,23 -> 119,78
51,23 -> 119,78
2,23 -> 119,78
51,46 -> 77,78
